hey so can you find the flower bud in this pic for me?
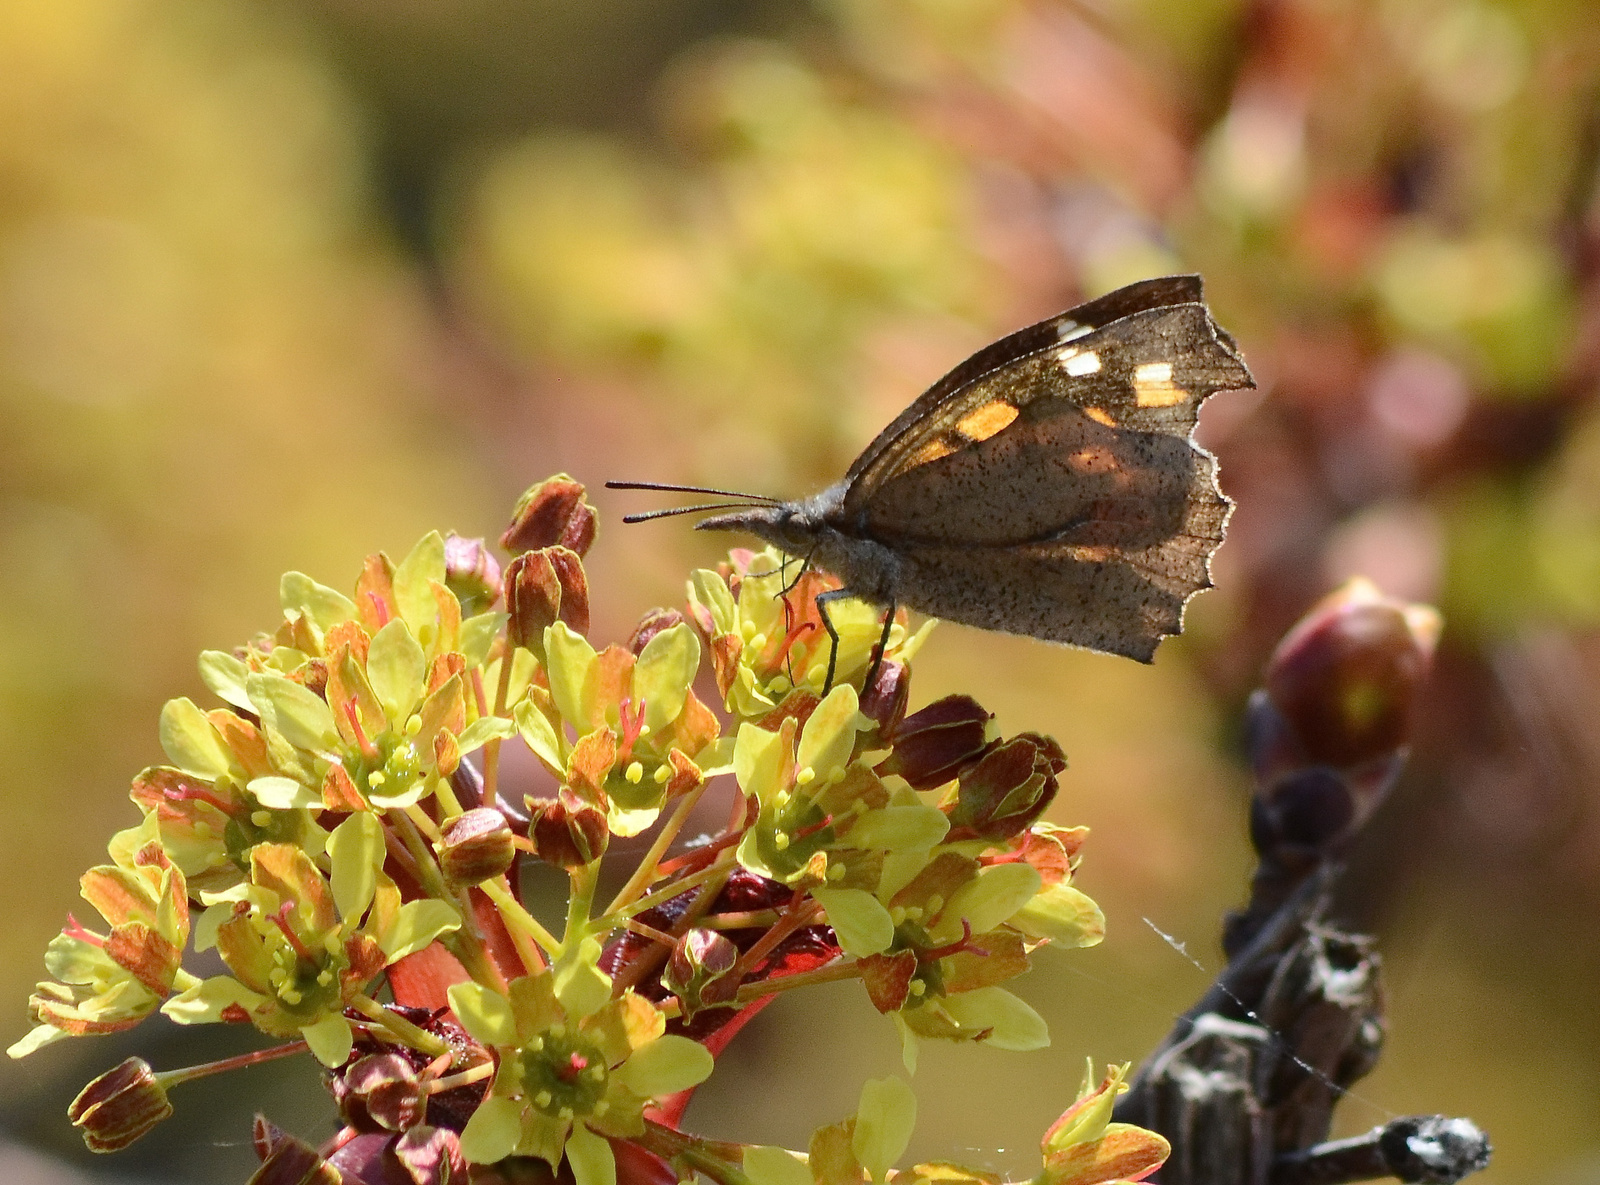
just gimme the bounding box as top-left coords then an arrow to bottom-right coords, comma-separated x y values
437,808 -> 516,889
878,695 -> 996,790
664,927 -> 740,1019
629,607 -> 686,655
946,733 -> 1065,842
391,1125 -> 467,1185
251,1120 -> 341,1183
527,790 -> 609,868
442,533 -> 502,615
1263,578 -> 1440,769
505,547 -> 591,653
68,1057 -> 172,1153
859,658 -> 910,732
337,1053 -> 424,1132
501,474 -> 598,557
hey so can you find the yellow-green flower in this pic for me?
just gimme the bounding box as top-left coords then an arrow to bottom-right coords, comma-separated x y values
9,845 -> 196,1058
162,822 -> 460,1066
687,547 -> 932,716
450,960 -> 713,1180
516,618 -> 726,837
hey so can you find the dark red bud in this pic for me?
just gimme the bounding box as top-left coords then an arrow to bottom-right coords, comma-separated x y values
505,547 -> 591,651
1265,579 -> 1440,769
392,1126 -> 466,1185
337,1053 -> 424,1132
665,927 -> 740,1019
502,475 -> 598,557
881,695 -> 997,790
947,733 -> 1065,841
249,1130 -> 340,1183
527,790 -> 609,868
442,533 -> 502,616
68,1057 -> 172,1153
860,658 -> 910,732
629,608 -> 686,655
437,808 -> 516,889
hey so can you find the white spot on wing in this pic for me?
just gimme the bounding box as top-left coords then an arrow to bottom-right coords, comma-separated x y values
1135,362 -> 1174,383
1055,321 -> 1092,343
1060,350 -> 1101,377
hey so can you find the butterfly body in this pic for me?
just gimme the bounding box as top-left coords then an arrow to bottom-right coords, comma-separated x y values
623,275 -> 1254,666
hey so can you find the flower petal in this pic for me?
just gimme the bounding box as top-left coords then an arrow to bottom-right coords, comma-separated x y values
852,1076 -> 917,1182
812,888 -> 894,957
448,982 -> 518,1048
615,1034 -> 714,1098
460,1095 -> 523,1166
745,1146 -> 814,1185
566,1122 -> 617,1185
301,1014 -> 354,1067
367,619 -> 427,724
1010,884 -> 1106,949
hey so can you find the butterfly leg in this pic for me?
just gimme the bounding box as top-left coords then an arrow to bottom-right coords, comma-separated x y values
813,588 -> 851,694
861,604 -> 895,698
812,591 -> 895,695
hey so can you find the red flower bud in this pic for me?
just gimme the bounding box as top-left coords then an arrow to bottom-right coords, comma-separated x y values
501,474 -> 598,557
946,733 -> 1065,841
68,1057 -> 172,1153
860,658 -> 910,732
338,1053 -> 424,1132
437,807 -> 516,889
664,927 -> 740,1019
505,547 -> 591,652
1264,578 -> 1440,769
442,533 -> 502,615
527,790 -> 609,868
880,695 -> 996,790
629,607 -> 686,655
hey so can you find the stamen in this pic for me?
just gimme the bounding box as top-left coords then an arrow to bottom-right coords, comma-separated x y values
268,901 -> 315,961
342,697 -> 380,761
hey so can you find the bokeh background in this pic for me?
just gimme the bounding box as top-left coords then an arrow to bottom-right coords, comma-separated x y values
3,0 -> 1599,1181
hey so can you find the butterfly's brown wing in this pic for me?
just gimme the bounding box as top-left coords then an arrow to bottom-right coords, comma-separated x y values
837,294 -> 1253,661
841,274 -> 1209,488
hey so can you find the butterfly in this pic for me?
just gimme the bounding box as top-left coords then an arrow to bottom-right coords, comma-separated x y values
611,274 -> 1255,689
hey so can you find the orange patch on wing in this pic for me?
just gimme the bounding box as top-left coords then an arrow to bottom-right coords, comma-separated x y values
908,436 -> 959,467
955,400 -> 1019,442
1083,407 -> 1116,426
1132,361 -> 1187,408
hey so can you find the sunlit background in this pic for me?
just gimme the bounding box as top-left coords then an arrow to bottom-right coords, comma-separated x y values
2,0 -> 1598,1180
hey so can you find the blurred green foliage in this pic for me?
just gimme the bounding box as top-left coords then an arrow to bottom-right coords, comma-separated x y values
3,0 -> 1600,1181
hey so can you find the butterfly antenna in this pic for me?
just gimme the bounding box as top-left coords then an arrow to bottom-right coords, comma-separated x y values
621,501 -> 770,525
607,480 -> 779,504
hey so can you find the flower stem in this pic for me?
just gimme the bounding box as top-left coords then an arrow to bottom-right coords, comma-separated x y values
154,1040 -> 309,1090
607,860 -> 732,923
728,895 -> 824,985
565,861 -> 599,947
605,776 -> 710,916
480,879 -> 563,958
731,957 -> 860,1005
482,640 -> 517,804
426,1062 -> 496,1093
350,994 -> 449,1058
387,809 -> 503,990
636,1121 -> 755,1185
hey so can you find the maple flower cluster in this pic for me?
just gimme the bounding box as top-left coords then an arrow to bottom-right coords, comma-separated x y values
12,476 -> 1169,1185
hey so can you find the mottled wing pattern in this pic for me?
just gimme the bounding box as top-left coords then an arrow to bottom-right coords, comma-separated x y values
838,288 -> 1253,662
841,275 -> 1207,494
